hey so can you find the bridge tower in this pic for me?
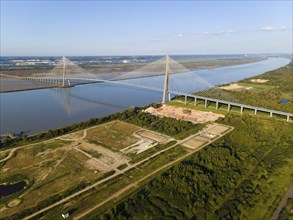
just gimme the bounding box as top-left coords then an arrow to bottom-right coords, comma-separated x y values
162,54 -> 171,103
62,56 -> 67,87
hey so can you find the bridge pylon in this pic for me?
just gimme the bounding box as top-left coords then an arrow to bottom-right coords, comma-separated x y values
62,56 -> 67,87
162,54 -> 171,103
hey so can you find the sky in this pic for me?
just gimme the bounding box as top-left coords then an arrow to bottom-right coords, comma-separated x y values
1,0 -> 292,56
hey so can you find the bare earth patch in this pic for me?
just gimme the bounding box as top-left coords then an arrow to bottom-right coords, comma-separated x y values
144,105 -> 224,124
136,130 -> 170,143
183,137 -> 208,150
183,123 -> 232,150
7,199 -> 22,208
250,79 -> 269,83
219,83 -> 252,91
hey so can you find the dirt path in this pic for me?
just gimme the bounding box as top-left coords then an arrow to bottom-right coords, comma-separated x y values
19,124 -> 233,220
0,149 -> 16,163
74,145 -> 203,219
1,127 -> 88,164
271,183 -> 293,220
74,125 -> 234,219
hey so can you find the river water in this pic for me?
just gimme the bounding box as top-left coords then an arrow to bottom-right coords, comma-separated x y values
0,58 -> 290,136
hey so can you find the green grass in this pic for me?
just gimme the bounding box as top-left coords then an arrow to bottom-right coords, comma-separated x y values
93,114 -> 293,220
41,145 -> 189,220
80,148 -> 102,159
85,121 -> 140,151
117,164 -> 127,170
278,198 -> 293,220
238,82 -> 275,89
31,140 -> 71,156
130,141 -> 177,164
280,91 -> 293,100
0,151 -> 9,160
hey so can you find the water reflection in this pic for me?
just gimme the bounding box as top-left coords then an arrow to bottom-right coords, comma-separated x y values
0,58 -> 290,135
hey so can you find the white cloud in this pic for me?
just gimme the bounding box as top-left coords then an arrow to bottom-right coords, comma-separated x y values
196,26 -> 291,36
260,26 -> 293,32
261,26 -> 274,31
279,26 -> 293,31
198,29 -> 236,36
177,33 -> 184,38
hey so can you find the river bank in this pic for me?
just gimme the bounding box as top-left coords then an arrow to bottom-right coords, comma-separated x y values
0,57 -> 290,136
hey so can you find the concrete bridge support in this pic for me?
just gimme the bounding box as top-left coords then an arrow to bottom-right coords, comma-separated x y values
240,106 -> 243,114
255,109 -> 257,115
162,54 -> 170,103
228,104 -> 230,112
270,112 -> 273,117
184,95 -> 187,105
194,97 -> 197,106
205,99 -> 208,108
216,101 -> 219,110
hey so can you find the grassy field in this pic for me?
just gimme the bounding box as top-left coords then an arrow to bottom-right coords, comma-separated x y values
280,91 -> 293,100
237,82 -> 275,89
1,119 -> 199,219
89,114 -> 292,220
38,121 -> 233,220
41,146 -> 189,220
85,120 -> 141,151
278,198 -> 293,220
0,139 -> 110,217
0,121 -> 142,218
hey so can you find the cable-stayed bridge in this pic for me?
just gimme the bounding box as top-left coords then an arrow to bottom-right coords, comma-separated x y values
25,56 -> 293,121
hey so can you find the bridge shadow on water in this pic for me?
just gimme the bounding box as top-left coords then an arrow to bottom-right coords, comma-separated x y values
50,87 -> 129,115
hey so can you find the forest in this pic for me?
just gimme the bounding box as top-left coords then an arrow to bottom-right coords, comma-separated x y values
92,114 -> 293,220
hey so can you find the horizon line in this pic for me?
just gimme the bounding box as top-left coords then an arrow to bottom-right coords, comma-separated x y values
1,52 -> 292,57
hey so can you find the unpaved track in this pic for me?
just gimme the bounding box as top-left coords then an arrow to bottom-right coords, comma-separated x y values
12,123 -> 233,220
271,183 -> 293,220
0,128 -> 88,163
0,149 -> 16,163
74,125 -> 233,219
74,147 -> 201,219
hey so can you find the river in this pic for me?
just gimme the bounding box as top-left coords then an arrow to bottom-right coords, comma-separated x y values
0,58 -> 290,136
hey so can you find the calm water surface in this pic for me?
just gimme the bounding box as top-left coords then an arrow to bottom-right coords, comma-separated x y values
0,181 -> 27,197
0,58 -> 290,136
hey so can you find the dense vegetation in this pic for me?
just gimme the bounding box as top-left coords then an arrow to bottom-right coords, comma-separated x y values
93,114 -> 293,220
123,108 -> 204,139
231,61 -> 293,112
192,61 -> 293,113
242,61 -> 293,93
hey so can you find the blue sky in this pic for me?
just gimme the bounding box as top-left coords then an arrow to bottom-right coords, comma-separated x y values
1,1 -> 292,56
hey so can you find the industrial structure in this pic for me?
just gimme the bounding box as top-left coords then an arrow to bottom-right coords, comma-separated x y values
24,56 -> 293,122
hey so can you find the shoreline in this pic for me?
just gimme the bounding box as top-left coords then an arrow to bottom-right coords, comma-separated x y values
0,58 -> 266,93
0,57 -> 290,137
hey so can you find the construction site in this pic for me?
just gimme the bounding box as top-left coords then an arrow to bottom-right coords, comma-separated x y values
144,104 -> 225,124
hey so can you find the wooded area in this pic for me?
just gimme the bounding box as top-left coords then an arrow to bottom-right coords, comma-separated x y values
94,114 -> 293,219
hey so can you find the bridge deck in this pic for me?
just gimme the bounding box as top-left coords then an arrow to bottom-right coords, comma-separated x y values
25,76 -> 293,120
